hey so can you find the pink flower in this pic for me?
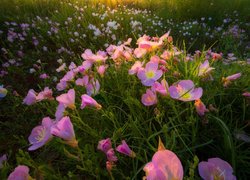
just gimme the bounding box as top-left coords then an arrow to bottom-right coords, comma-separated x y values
86,78 -> 100,96
194,99 -> 209,116
169,80 -> 203,101
81,94 -> 102,109
141,89 -> 158,106
151,79 -> 169,96
134,48 -> 147,58
39,73 -> 50,79
129,61 -> 144,75
97,138 -> 112,153
36,87 -> 53,101
56,89 -> 75,109
198,158 -> 236,180
56,81 -> 68,91
75,75 -> 89,87
211,52 -> 222,60
143,138 -> 183,180
81,49 -> 107,63
137,35 -> 163,52
242,92 -> 250,97
51,116 -> 78,147
23,89 -> 37,105
60,70 -> 75,82
55,103 -> 66,121
106,161 -> 115,172
97,65 -> 108,77
137,62 -> 163,86
116,140 -> 136,158
69,62 -> 77,70
198,60 -> 215,77
28,117 -> 54,151
225,73 -> 242,81
8,165 -> 31,180
56,63 -> 66,72
222,73 -> 241,87
106,148 -> 118,162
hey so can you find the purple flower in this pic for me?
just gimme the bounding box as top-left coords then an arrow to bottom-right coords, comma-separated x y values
97,138 -> 112,153
28,117 -> 54,151
169,80 -> 203,101
51,116 -> 78,147
39,73 -> 50,79
8,165 -> 31,180
86,78 -> 100,96
55,103 -> 66,121
137,61 -> 163,86
198,158 -> 236,180
116,140 -> 136,158
23,89 -> 37,105
75,75 -> 89,87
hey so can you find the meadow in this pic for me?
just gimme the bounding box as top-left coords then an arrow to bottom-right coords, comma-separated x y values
0,0 -> 250,179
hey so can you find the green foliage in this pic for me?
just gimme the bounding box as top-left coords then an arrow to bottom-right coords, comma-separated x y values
0,0 -> 249,179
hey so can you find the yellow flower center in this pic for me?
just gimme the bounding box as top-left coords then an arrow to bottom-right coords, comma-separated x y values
35,127 -> 46,142
146,71 -> 155,79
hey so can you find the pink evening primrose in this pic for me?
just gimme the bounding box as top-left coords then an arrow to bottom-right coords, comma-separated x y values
194,99 -> 209,116
39,73 -> 50,79
97,138 -> 112,153
242,92 -> 250,97
151,79 -> 169,96
141,89 -> 158,106
28,117 -> 54,151
134,48 -> 147,58
81,49 -> 107,64
97,65 -> 108,77
81,94 -> 102,109
51,116 -> 78,148
169,80 -> 203,102
86,78 -> 100,96
143,138 -> 184,180
23,89 -> 37,105
106,148 -> 118,162
198,158 -> 236,180
75,75 -> 89,87
222,73 -> 241,87
129,61 -> 144,75
0,85 -> 7,99
137,61 -> 163,86
55,103 -> 66,121
56,89 -> 75,109
198,60 -> 215,77
8,165 -> 32,180
36,87 -> 53,101
116,140 -> 136,158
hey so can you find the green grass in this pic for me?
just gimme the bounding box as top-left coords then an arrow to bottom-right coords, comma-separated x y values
0,0 -> 250,179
